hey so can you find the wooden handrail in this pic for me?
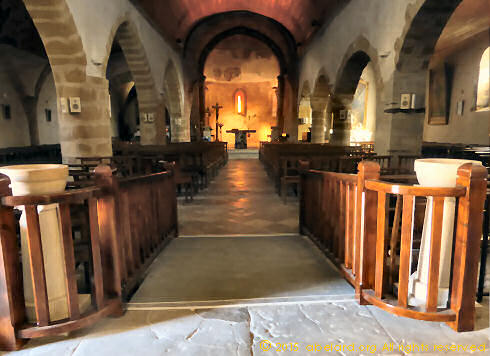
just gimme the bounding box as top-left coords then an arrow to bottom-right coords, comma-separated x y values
1,186 -> 101,207
300,160 -> 488,332
364,180 -> 467,197
0,164 -> 178,350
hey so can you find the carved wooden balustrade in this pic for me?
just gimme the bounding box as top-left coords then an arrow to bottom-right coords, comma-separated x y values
0,165 -> 177,350
300,160 -> 487,332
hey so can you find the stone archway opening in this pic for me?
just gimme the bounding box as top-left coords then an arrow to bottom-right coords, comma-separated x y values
105,40 -> 139,142
0,0 -> 58,150
331,51 -> 375,146
333,53 -> 378,147
191,23 -> 298,145
297,81 -> 312,142
107,21 -> 166,146
202,34 -> 280,148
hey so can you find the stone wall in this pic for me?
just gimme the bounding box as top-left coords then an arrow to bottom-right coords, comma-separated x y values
36,73 -> 60,144
204,35 -> 279,147
423,32 -> 489,145
0,44 -> 49,148
206,81 -> 277,147
298,0 -> 478,154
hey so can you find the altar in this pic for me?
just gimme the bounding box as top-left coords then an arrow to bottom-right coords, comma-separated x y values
226,129 -> 257,149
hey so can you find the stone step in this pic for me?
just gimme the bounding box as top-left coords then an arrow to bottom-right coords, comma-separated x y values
228,149 -> 259,160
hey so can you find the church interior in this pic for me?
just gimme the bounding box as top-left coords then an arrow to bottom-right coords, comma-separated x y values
0,0 -> 488,354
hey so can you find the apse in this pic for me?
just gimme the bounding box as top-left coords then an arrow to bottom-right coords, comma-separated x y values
203,35 -> 280,148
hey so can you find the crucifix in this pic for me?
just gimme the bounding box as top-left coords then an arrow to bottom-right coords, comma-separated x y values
212,102 -> 223,142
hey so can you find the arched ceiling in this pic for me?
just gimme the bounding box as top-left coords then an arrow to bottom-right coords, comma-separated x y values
132,0 -> 348,46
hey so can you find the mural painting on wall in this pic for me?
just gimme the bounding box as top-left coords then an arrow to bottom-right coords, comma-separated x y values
428,63 -> 451,125
350,79 -> 368,132
203,35 -> 280,148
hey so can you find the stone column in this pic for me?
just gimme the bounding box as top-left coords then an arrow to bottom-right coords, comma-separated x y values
139,98 -> 167,146
55,75 -> 113,163
276,75 -> 285,133
310,97 -> 327,144
197,75 -> 207,141
171,114 -> 190,142
283,76 -> 299,142
376,68 -> 426,155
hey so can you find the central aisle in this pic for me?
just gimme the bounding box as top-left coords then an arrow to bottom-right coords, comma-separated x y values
129,158 -> 353,307
178,159 -> 298,236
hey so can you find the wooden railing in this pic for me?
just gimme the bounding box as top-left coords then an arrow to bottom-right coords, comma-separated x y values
300,161 -> 487,331
0,166 -> 177,350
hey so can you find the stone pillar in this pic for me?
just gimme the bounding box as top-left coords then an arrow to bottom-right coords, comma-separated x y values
276,75 -> 285,132
377,67 -> 426,155
310,97 -> 327,144
171,114 -> 190,142
329,93 -> 353,146
139,99 -> 166,146
311,109 -> 326,143
283,76 -> 299,142
197,75 -> 207,141
189,82 -> 201,141
55,75 -> 113,163
329,112 -> 351,146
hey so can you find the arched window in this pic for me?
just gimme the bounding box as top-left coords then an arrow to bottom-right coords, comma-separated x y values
234,89 -> 247,116
476,47 -> 489,111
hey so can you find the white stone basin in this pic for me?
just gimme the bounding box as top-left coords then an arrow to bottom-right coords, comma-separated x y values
0,164 -> 79,321
409,158 -> 482,308
0,164 -> 68,196
414,158 -> 482,187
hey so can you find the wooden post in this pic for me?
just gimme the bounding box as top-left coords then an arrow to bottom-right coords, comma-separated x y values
448,163 -> 487,331
94,165 -> 123,316
355,161 -> 380,302
298,161 -> 310,235
0,175 -> 25,350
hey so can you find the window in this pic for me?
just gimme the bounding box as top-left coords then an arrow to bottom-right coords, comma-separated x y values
476,47 -> 489,111
3,104 -> 11,120
45,109 -> 52,122
234,89 -> 246,116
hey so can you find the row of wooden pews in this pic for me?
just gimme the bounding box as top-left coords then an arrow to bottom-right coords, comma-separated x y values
66,141 -> 228,200
0,144 -> 61,165
259,142 -> 391,202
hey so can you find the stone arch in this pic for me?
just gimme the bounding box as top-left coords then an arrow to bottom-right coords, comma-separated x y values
332,37 -> 384,146
395,0 -> 462,73
198,28 -> 290,134
334,36 -> 383,105
310,73 -> 331,144
198,27 -> 288,76
163,60 -> 186,142
184,12 -> 299,142
109,20 -> 166,145
22,0 -> 114,161
384,0 -> 463,155
297,81 -> 312,142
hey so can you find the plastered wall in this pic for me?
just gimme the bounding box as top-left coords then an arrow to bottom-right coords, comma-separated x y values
424,33 -> 489,145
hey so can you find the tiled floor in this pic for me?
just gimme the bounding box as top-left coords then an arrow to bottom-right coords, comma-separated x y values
178,159 -> 298,236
